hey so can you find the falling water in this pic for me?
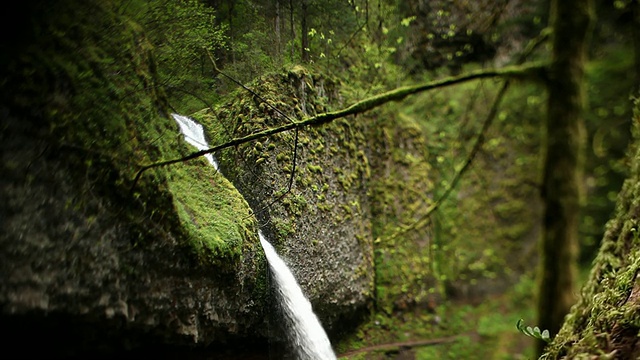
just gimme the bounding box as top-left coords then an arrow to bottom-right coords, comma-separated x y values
172,113 -> 218,170
171,114 -> 336,360
258,232 -> 336,359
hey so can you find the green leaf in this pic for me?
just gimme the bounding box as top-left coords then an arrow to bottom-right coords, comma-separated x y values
516,319 -> 552,342
401,16 -> 416,27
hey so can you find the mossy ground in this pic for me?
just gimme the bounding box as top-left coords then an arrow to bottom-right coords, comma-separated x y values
166,154 -> 258,266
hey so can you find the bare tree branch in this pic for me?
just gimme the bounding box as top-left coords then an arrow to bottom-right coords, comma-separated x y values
130,62 -> 546,191
384,79 -> 512,242
206,50 -> 296,124
381,28 -> 551,240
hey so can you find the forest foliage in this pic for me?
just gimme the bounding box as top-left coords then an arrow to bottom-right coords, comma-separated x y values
126,0 -> 638,268
1,0 -> 638,358
120,0 -> 638,357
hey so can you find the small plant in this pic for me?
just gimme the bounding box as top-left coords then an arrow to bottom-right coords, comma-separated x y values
516,319 -> 551,342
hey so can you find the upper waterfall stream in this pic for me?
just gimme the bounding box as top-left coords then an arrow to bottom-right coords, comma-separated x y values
171,114 -> 337,359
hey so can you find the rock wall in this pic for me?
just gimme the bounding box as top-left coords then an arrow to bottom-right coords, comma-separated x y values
201,66 -> 375,337
0,1 -> 269,356
0,115 -> 268,355
0,1 -> 377,356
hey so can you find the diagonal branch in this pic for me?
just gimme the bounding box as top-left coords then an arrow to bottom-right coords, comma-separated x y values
384,79 -> 512,242
130,62 -> 547,190
206,50 -> 296,124
381,28 -> 551,240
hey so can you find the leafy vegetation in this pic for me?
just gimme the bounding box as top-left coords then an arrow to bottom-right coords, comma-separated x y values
3,0 -> 638,357
337,272 -> 539,359
517,319 -> 551,343
127,0 -> 227,113
137,0 -> 635,357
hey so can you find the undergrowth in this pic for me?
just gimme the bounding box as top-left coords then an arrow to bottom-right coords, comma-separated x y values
336,272 -> 538,359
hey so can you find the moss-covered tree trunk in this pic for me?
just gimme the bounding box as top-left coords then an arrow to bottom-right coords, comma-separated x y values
537,0 -> 593,355
540,97 -> 640,359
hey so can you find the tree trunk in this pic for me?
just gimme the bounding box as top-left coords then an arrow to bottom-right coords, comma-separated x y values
633,0 -> 640,90
301,0 -> 310,62
275,0 -> 281,56
540,100 -> 640,360
537,0 -> 593,355
289,0 -> 295,62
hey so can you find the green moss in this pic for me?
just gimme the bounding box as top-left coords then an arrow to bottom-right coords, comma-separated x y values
308,164 -> 323,174
198,66 -> 372,265
167,158 -> 256,265
272,217 -> 296,237
2,0 -> 261,272
541,98 -> 640,359
365,106 -> 442,314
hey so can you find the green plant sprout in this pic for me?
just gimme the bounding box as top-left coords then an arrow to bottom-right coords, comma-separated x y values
516,319 -> 551,342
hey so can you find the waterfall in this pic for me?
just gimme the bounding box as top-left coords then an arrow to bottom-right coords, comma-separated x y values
171,114 -> 336,360
172,114 -> 218,170
259,232 -> 336,359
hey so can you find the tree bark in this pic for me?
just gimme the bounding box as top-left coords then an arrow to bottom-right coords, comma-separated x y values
289,0 -> 295,62
633,0 -> 640,90
275,0 -> 281,56
301,0 -> 310,62
540,98 -> 640,359
537,0 -> 593,355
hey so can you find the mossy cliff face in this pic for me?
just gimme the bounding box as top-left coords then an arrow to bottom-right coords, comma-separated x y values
366,108 -> 444,315
541,97 -> 640,359
0,1 -> 267,356
200,66 -> 375,336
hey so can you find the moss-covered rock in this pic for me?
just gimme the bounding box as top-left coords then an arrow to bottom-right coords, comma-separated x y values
366,108 -> 444,315
0,0 -> 267,356
199,66 -> 375,338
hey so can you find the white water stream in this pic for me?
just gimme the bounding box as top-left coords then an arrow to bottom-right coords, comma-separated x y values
172,114 -> 218,170
172,114 -> 336,360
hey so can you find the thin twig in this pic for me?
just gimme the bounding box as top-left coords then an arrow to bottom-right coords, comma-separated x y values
384,79 -> 511,241
205,49 -> 295,124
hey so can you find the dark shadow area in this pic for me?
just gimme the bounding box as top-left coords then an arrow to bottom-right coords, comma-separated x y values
0,312 -> 280,360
